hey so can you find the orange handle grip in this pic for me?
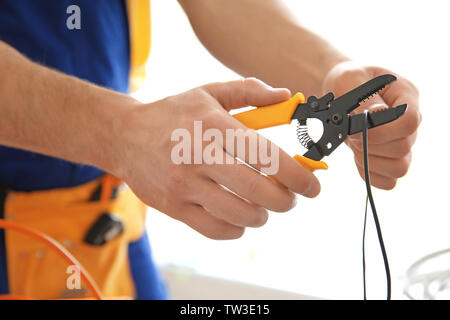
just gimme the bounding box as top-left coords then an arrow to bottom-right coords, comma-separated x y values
233,93 -> 328,175
233,93 -> 305,129
268,155 -> 328,185
293,154 -> 328,172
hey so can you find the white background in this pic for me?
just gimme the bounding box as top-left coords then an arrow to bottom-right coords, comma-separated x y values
134,0 -> 450,299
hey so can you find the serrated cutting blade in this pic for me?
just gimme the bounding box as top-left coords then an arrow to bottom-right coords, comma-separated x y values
331,74 -> 397,114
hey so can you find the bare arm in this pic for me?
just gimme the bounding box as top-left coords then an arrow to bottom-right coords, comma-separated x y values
178,0 -> 348,96
0,41 -> 132,174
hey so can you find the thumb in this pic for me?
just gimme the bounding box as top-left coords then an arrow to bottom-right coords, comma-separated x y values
202,77 -> 291,111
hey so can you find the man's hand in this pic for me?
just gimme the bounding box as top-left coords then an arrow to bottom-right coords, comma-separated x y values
322,62 -> 421,190
0,43 -> 319,240
112,78 -> 321,239
180,0 -> 421,191
0,41 -> 320,239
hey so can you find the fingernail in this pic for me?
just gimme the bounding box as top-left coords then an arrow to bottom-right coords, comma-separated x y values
368,103 -> 388,111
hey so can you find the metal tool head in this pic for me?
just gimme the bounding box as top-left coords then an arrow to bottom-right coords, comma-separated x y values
349,104 -> 407,135
291,74 -> 407,161
331,74 -> 397,115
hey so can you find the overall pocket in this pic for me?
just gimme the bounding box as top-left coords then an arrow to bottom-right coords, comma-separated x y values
3,176 -> 146,299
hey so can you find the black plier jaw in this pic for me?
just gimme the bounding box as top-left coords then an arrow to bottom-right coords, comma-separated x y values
292,74 -> 407,161
293,92 -> 350,161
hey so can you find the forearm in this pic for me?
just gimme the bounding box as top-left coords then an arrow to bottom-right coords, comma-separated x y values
179,0 -> 348,97
0,41 -> 133,173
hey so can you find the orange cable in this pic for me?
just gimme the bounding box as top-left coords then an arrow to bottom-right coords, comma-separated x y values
0,219 -> 103,300
100,175 -> 113,203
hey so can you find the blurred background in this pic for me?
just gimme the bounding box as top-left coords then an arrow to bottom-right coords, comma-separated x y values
133,0 -> 450,299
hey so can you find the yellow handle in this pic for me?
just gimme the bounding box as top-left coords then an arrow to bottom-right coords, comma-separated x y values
233,93 -> 328,175
233,93 -> 305,129
269,155 -> 328,185
293,154 -> 328,172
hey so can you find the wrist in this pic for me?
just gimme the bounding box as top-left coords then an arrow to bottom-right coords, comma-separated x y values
86,92 -> 142,179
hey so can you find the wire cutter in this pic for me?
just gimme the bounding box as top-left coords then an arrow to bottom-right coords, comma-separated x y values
233,74 -> 407,172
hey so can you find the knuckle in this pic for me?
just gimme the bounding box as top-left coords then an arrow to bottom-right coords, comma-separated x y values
395,139 -> 412,158
203,230 -> 224,240
193,88 -> 216,109
213,226 -> 245,240
377,179 -> 397,190
202,109 -> 224,129
340,67 -> 363,80
243,77 -> 262,89
198,216 -> 246,240
227,205 -> 268,228
294,176 -> 315,198
404,78 -> 420,96
249,207 -> 269,227
166,171 -> 188,194
194,86 -> 211,100
395,156 -> 411,177
274,192 -> 296,213
349,140 -> 363,152
223,209 -> 245,227
386,179 -> 398,190
226,228 -> 245,240
197,224 -> 224,240
353,153 -> 363,168
205,232 -> 224,240
246,175 -> 261,195
289,169 -> 317,198
404,110 -> 421,136
335,68 -> 368,91
231,226 -> 246,239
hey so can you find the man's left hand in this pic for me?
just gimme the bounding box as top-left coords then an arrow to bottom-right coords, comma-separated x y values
322,62 -> 422,190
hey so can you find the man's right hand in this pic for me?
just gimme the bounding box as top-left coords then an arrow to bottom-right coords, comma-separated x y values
111,78 -> 321,239
0,43 -> 319,240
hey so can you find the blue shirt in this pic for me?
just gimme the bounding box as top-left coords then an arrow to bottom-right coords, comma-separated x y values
0,0 -> 166,299
0,0 -> 130,190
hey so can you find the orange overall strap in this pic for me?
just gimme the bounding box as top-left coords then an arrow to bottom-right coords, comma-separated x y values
126,0 -> 151,92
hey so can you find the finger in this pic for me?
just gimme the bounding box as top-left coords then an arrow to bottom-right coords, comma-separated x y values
355,163 -> 397,190
381,75 -> 419,108
223,129 -> 320,197
347,96 -> 389,142
201,77 -> 320,196
347,132 -> 417,159
349,79 -> 421,144
173,203 -> 245,240
377,82 -> 421,141
353,95 -> 387,115
353,151 -> 412,179
205,152 -> 298,212
202,108 -> 321,197
202,77 -> 291,111
189,177 -> 269,228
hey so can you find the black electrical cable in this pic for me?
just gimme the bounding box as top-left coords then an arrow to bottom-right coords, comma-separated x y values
362,110 -> 391,300
362,195 -> 368,299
